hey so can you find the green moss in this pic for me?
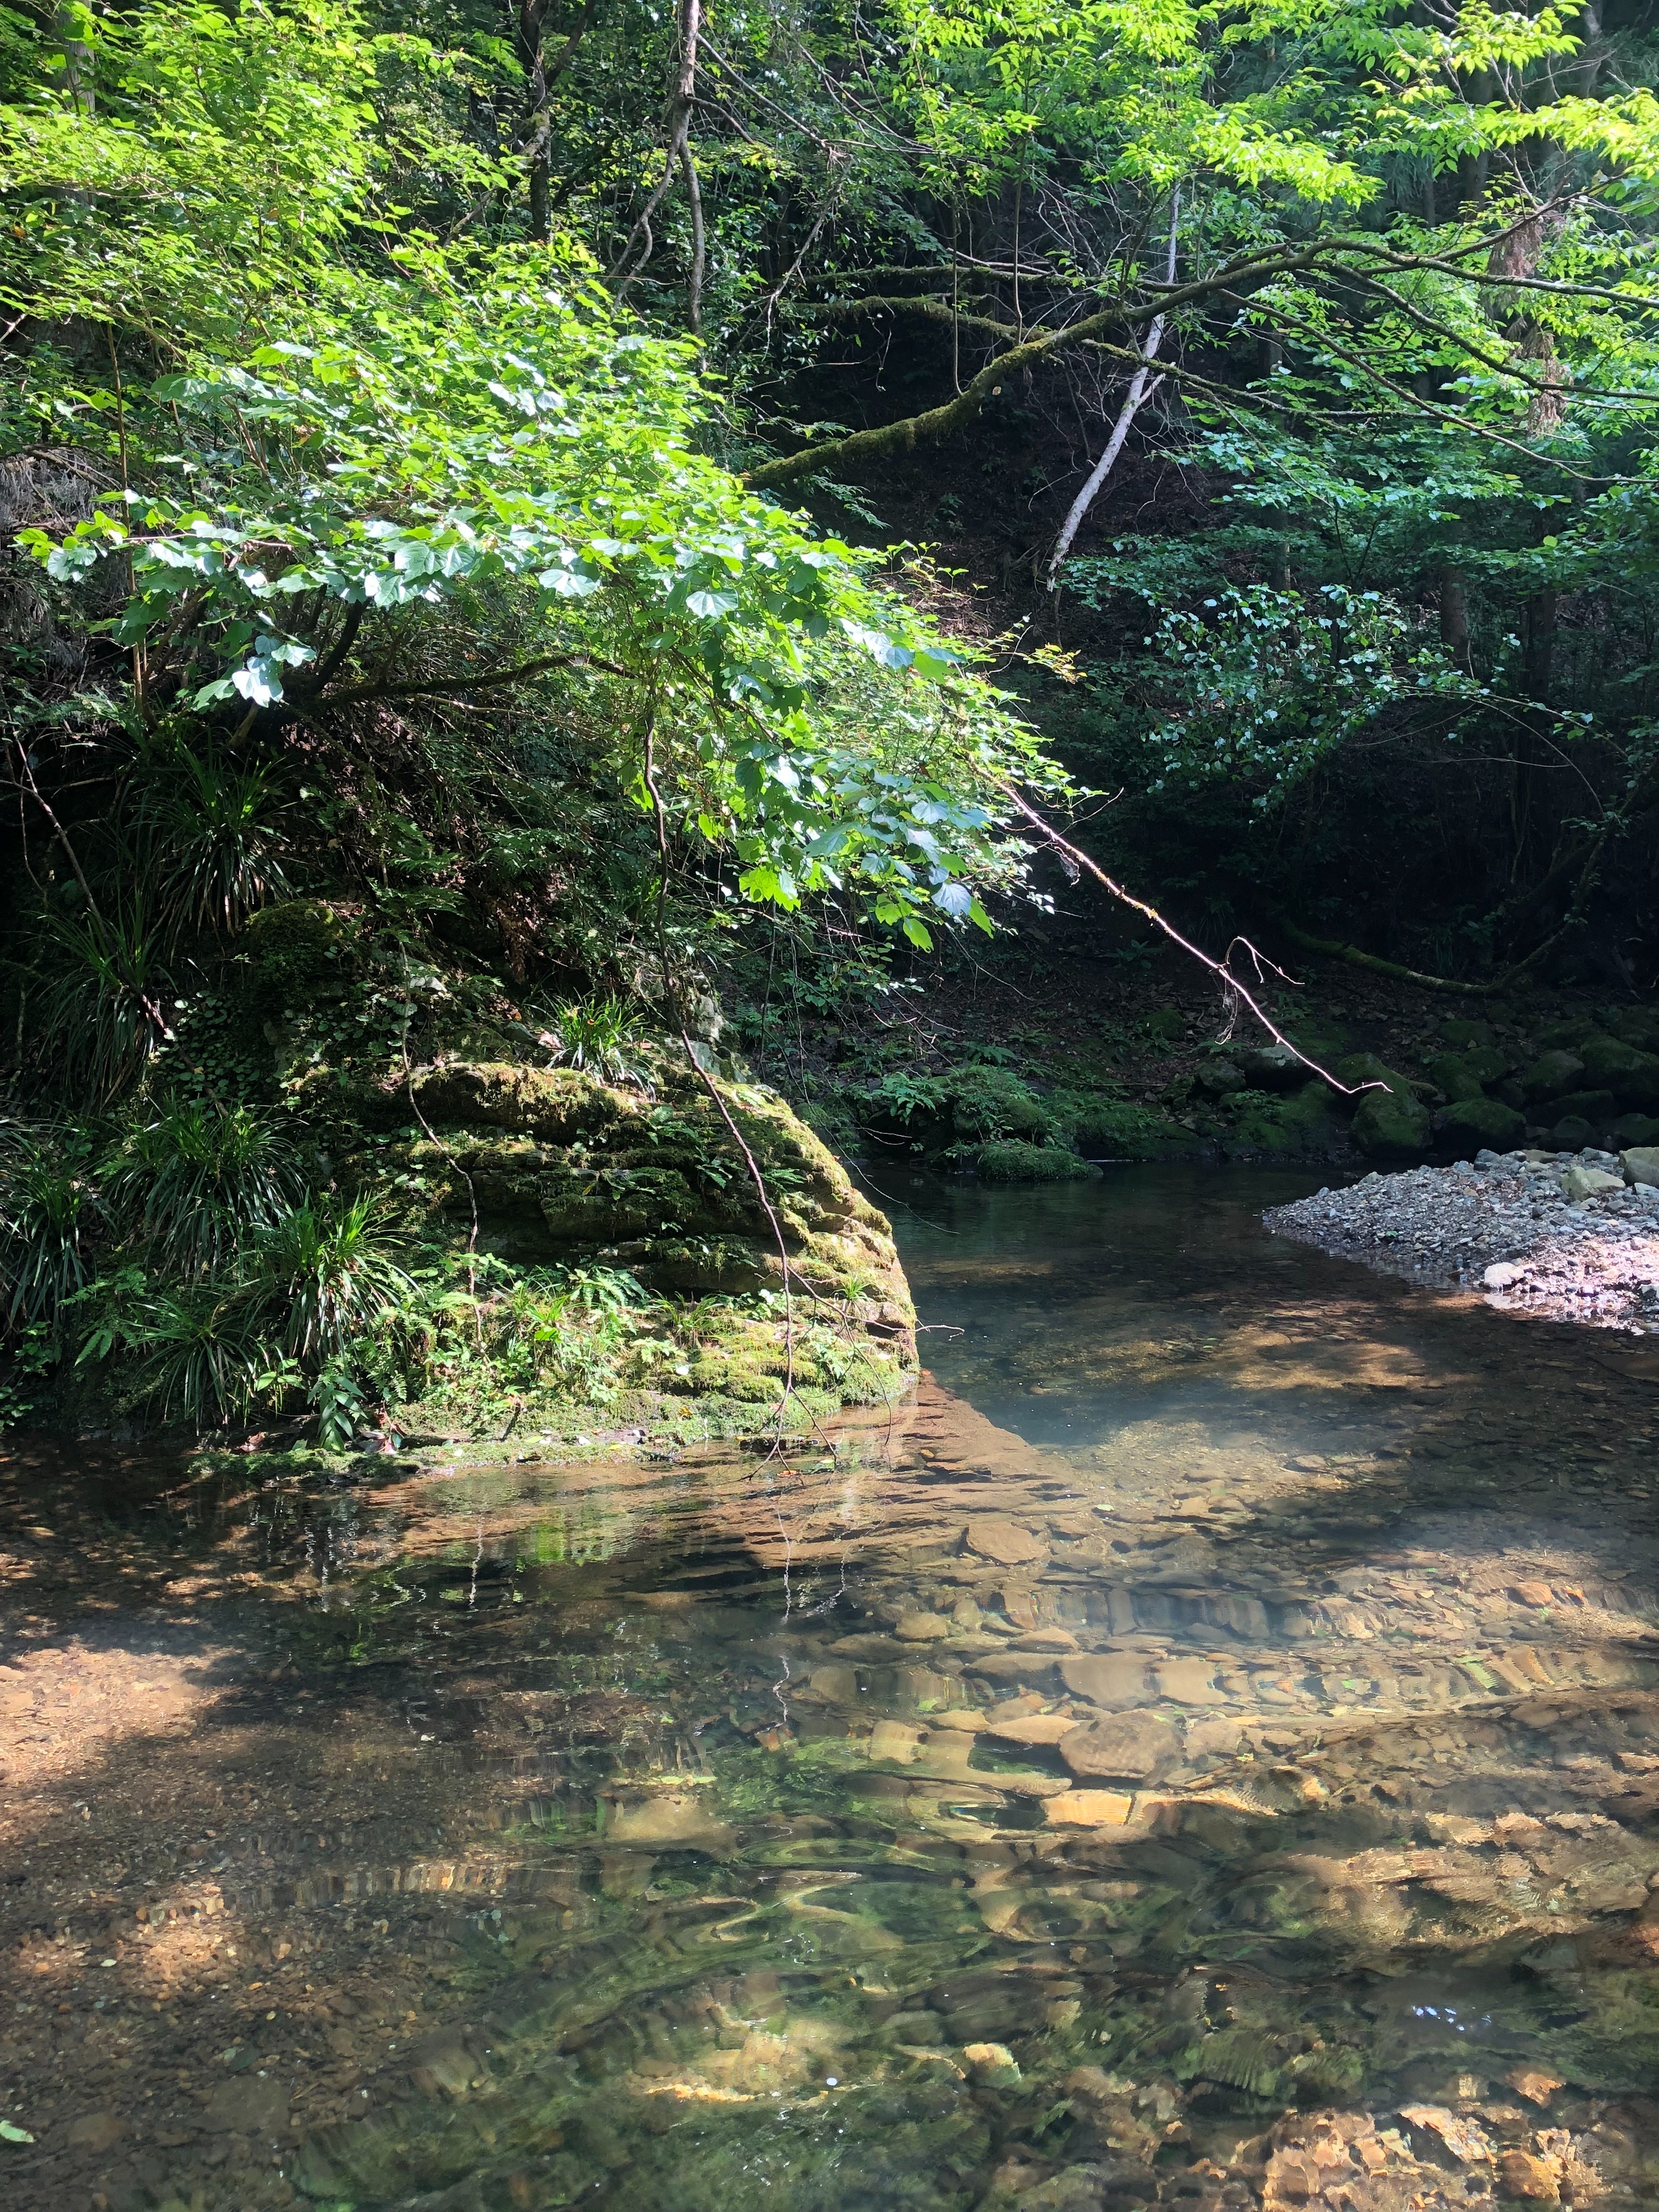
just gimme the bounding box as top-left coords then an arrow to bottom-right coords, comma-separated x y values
1351,1084 -> 1431,1159
946,1065 -> 1050,1141
1438,1017 -> 1497,1050
1063,1093 -> 1164,1154
1433,1094 -> 1526,1155
240,898 -> 346,1002
361,1060 -> 917,1403
1606,1008 -> 1659,1054
1222,1079 -> 1339,1155
1426,1050 -> 1486,1102
972,1139 -> 1096,1182
1550,1088 -> 1617,1128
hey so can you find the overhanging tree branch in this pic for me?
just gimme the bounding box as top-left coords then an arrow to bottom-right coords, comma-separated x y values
314,648 -> 628,709
742,242 -> 1328,490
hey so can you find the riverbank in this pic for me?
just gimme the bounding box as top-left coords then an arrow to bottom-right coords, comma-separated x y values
1267,1146 -> 1659,1331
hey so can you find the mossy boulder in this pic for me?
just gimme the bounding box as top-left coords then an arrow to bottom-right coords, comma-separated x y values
1519,1049 -> 1586,1102
241,898 -> 347,1001
1426,1051 -> 1487,1102
973,1139 -> 1096,1182
1549,1088 -> 1617,1130
1333,1056 -> 1429,1158
1332,1051 -> 1400,1089
665,1311 -> 900,1405
1438,1018 -> 1497,1051
1466,1045 -> 1512,1086
1352,1085 -> 1431,1159
1576,1033 -> 1636,1085
1433,1095 -> 1526,1156
1223,1079 -> 1341,1157
1547,1114 -> 1597,1153
1194,1057 -> 1247,1097
1605,1007 -> 1659,1054
1236,1042 -> 1311,1092
1573,1034 -> 1659,1103
407,1060 -> 644,1142
1610,1113 -> 1659,1149
1534,1017 -> 1599,1051
370,1059 -> 916,1357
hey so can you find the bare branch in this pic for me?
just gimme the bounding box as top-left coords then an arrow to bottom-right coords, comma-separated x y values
1047,189 -> 1179,587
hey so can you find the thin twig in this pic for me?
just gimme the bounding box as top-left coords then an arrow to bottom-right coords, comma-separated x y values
988,780 -> 1374,1095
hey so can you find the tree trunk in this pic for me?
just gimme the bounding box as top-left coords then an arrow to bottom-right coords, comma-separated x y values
1525,587 -> 1557,698
1440,562 -> 1470,669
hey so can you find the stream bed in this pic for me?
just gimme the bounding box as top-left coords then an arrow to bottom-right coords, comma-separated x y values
5,1166 -> 1659,2212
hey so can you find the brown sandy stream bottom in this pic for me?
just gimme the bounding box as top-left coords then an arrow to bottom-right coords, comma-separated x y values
4,1168 -> 1659,2212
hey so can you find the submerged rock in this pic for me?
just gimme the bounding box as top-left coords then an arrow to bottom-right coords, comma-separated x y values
963,1518 -> 1049,1566
1059,1712 -> 1179,1781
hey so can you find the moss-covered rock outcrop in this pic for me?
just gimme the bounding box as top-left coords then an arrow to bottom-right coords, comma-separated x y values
353,1058 -> 916,1360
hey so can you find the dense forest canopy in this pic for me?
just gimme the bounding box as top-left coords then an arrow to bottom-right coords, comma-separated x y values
3,0 -> 1659,1437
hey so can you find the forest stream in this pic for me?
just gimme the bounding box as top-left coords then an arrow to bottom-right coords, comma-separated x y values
6,1167 -> 1659,2212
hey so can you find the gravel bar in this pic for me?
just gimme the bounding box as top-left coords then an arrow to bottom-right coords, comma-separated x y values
1266,1146 -> 1659,1332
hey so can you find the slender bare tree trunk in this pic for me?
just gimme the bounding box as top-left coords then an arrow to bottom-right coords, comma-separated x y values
1046,191 -> 1179,589
680,137 -> 706,334
612,0 -> 702,287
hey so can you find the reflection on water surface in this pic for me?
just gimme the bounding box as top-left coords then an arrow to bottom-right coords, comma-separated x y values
5,1169 -> 1659,2212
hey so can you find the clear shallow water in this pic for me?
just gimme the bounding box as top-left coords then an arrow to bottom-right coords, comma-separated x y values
5,1169 -> 1659,2212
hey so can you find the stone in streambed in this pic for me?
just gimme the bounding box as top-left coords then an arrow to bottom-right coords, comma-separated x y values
66,2111 -> 125,2153
1060,1654 -> 1154,1707
1153,1656 -> 1226,1705
1059,1712 -> 1178,1781
974,1649 -> 1058,1682
603,1789 -> 735,1852
1560,1164 -> 1622,1200
1046,1788 -> 1135,1828
895,1611 -> 951,1641
1623,1147 -> 1659,1189
963,1518 -> 1048,1567
205,2072 -> 291,2136
1498,2153 -> 1560,2203
987,1712 -> 1077,1747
